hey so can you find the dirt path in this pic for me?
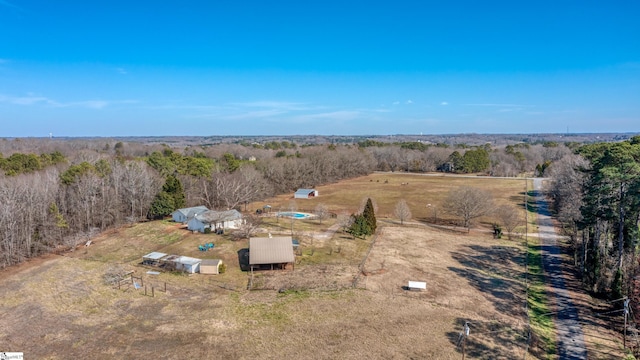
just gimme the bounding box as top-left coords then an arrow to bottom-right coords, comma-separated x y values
533,178 -> 588,359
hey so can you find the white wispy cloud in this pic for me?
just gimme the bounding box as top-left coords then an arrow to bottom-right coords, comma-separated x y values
64,100 -> 110,109
0,0 -> 20,10
0,93 -> 137,109
0,94 -> 55,106
406,100 -> 413,104
231,101 -> 311,111
392,101 -> 400,105
464,103 -> 529,107
224,109 -> 289,120
182,100 -> 387,123
440,101 -> 449,106
149,104 -> 224,111
116,67 -> 128,75
295,110 -> 362,122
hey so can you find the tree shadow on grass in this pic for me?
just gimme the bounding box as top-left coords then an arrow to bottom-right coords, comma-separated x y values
446,317 -> 528,359
509,190 -> 541,212
448,244 -> 526,318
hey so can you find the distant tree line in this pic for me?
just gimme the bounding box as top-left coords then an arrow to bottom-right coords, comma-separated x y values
362,141 -> 573,177
0,151 -> 66,176
0,135 -> 616,271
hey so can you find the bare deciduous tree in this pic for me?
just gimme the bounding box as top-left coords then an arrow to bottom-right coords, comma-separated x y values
336,212 -> 353,233
495,205 -> 522,239
443,186 -> 495,231
314,203 -> 329,224
201,167 -> 271,210
233,214 -> 262,240
120,161 -> 159,221
394,199 -> 412,225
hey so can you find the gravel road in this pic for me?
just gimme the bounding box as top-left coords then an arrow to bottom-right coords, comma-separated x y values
533,178 -> 588,359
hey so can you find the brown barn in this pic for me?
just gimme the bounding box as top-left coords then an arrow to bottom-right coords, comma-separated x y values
249,236 -> 295,270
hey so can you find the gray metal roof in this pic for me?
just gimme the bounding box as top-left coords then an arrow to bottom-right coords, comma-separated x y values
173,206 -> 209,218
194,209 -> 242,224
249,237 -> 295,265
177,256 -> 202,266
295,189 -> 316,195
143,252 -> 168,260
201,259 -> 222,266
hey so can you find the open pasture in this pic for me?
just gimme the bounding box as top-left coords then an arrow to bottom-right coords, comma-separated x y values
253,172 -> 528,226
0,173 -> 535,359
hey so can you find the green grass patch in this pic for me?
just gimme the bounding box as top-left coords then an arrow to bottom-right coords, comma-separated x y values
231,289 -> 316,329
156,232 -> 183,245
527,241 -> 556,356
277,289 -> 311,300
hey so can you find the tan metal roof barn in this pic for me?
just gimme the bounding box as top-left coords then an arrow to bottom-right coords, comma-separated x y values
249,237 -> 295,269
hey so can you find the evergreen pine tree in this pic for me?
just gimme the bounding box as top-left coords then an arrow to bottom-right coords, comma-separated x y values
363,198 -> 377,233
148,191 -> 175,219
347,214 -> 371,239
163,174 -> 186,209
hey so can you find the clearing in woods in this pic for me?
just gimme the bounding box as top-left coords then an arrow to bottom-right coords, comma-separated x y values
0,173 -> 622,359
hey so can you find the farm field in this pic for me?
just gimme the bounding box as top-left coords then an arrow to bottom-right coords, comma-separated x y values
0,172 -> 613,359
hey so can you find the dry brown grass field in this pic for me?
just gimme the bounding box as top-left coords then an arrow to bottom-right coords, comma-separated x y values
0,172 -> 606,359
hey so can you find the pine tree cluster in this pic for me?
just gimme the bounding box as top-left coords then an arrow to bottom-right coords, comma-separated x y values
348,198 -> 377,238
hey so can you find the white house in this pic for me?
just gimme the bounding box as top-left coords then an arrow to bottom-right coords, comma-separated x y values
294,189 -> 318,199
187,209 -> 243,233
171,206 -> 209,223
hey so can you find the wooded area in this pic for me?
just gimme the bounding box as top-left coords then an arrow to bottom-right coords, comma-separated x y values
549,136 -> 640,315
0,135 -> 632,273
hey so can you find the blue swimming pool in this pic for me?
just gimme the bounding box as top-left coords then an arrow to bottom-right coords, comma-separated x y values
278,212 -> 312,219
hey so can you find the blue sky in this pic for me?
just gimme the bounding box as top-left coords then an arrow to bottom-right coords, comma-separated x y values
1,1 -> 639,137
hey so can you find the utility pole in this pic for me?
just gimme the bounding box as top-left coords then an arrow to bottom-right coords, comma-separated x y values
624,298 -> 630,349
462,321 -> 470,360
525,179 -> 528,244
524,178 -> 530,360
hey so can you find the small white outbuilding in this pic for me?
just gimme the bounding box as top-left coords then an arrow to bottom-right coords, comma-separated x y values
175,256 -> 202,274
200,259 -> 223,275
294,189 -> 318,199
407,281 -> 427,291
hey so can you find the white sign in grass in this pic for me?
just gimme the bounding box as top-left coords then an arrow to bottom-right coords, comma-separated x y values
407,281 -> 426,290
